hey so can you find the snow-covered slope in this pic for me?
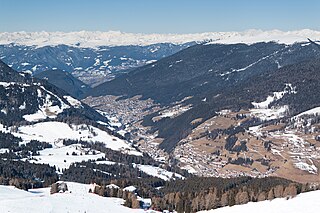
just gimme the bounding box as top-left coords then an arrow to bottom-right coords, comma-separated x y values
250,83 -> 296,120
0,121 -> 142,170
294,106 -> 320,118
29,144 -> 106,170
0,59 -> 109,124
0,121 -> 141,154
0,182 -> 155,213
0,29 -> 320,48
0,59 -> 143,172
198,190 -> 320,213
133,164 -> 184,181
1,183 -> 319,213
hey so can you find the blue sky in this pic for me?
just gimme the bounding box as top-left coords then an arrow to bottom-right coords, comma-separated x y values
1,0 -> 319,33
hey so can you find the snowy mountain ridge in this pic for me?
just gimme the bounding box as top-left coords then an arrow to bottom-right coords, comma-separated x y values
1,29 -> 320,48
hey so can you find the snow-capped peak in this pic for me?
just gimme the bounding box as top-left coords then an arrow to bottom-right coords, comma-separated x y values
1,29 -> 320,48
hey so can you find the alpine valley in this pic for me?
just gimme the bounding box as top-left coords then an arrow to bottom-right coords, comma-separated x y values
1,30 -> 320,213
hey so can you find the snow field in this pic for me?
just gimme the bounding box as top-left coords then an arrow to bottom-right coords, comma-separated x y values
133,164 -> 184,181
198,190 -> 320,213
0,182 -> 157,213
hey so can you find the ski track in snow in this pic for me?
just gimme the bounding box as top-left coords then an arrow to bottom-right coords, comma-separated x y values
220,47 -> 286,77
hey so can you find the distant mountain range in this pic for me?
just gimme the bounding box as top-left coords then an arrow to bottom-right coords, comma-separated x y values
1,29 -> 320,87
89,41 -> 320,105
1,29 -> 320,47
0,43 -> 193,86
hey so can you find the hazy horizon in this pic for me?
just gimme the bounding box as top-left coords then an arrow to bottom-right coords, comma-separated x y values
1,28 -> 320,34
